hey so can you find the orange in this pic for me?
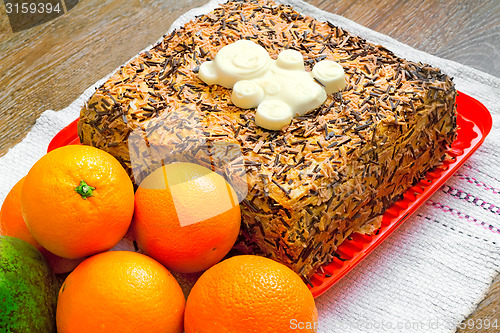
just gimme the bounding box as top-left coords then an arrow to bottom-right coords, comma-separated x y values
184,255 -> 318,333
132,162 -> 241,273
0,177 -> 82,273
21,145 -> 134,259
1,177 -> 37,247
56,251 -> 185,333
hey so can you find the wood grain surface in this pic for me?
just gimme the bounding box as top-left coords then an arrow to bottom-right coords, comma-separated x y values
0,0 -> 499,331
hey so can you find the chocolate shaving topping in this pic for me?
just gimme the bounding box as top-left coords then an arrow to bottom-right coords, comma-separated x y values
78,0 -> 457,281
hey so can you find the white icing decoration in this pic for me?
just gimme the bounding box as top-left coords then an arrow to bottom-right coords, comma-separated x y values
232,80 -> 265,109
198,40 -> 346,130
199,40 -> 271,88
255,100 -> 293,131
312,60 -> 346,94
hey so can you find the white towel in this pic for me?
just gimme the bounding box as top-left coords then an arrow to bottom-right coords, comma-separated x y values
0,1 -> 499,332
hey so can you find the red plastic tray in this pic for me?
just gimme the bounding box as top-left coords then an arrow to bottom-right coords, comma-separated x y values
48,92 -> 492,297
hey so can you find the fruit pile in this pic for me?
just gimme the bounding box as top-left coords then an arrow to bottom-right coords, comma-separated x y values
0,145 -> 318,333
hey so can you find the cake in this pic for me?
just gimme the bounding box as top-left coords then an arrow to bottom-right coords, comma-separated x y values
78,0 -> 457,281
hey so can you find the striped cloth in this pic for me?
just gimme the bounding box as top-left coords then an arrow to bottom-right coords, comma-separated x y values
0,1 -> 499,332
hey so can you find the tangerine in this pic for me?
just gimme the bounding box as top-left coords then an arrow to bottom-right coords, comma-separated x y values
0,177 -> 82,273
184,255 -> 318,333
1,178 -> 37,247
132,162 -> 241,273
21,145 -> 134,259
56,251 -> 185,333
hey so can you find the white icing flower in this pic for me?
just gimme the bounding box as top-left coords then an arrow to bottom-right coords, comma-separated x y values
198,40 -> 346,130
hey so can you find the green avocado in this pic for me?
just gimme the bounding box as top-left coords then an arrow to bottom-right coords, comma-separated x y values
0,236 -> 58,333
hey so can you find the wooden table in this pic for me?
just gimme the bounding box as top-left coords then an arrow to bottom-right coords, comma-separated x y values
0,0 -> 498,331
